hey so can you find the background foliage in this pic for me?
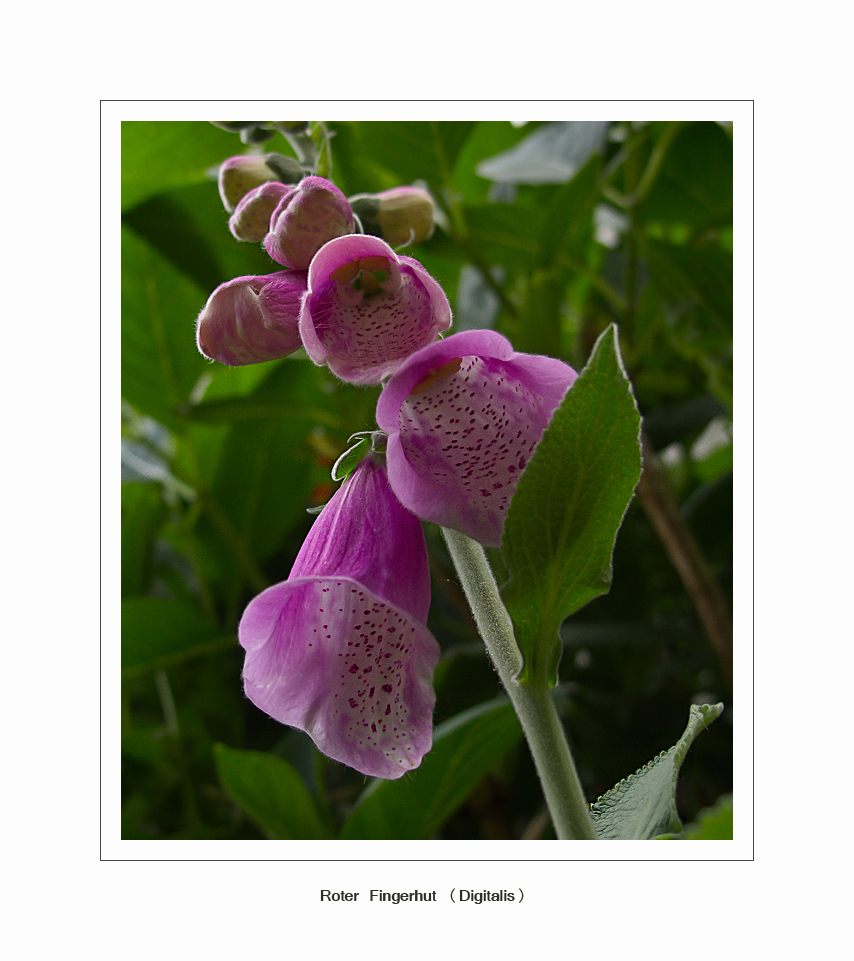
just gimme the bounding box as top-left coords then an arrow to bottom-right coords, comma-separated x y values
121,120 -> 733,840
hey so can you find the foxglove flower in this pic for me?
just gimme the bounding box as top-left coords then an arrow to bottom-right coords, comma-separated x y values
264,176 -> 355,270
375,330 -> 578,547
299,234 -> 452,385
239,455 -> 440,780
196,271 -> 307,366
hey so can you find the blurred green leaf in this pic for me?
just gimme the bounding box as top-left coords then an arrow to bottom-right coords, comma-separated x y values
339,697 -> 523,840
501,325 -> 642,684
214,744 -> 332,839
204,361 -> 337,566
644,238 -> 733,330
122,598 -> 230,676
537,154 -> 601,266
637,121 -> 732,227
590,702 -> 723,839
121,121 -> 238,211
122,225 -> 210,428
349,121 -> 478,189
477,121 -> 610,185
453,122 -> 542,202
679,793 -> 733,839
122,182 -> 277,293
121,483 -> 166,598
464,202 -> 541,266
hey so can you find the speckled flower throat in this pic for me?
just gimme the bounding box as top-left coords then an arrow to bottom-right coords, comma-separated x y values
401,355 -> 542,521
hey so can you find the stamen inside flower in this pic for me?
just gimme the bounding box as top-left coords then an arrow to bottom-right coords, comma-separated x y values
330,255 -> 394,300
409,357 -> 464,395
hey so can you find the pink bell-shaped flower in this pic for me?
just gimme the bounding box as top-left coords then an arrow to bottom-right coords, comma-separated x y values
195,271 -> 307,366
375,330 -> 578,547
299,234 -> 452,386
264,176 -> 355,270
239,454 -> 440,780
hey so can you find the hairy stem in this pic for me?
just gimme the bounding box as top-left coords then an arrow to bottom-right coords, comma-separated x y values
442,527 -> 598,840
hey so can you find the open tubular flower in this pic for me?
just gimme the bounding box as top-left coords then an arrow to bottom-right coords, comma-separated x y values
264,176 -> 355,270
196,271 -> 307,366
239,455 -> 440,779
375,330 -> 578,547
299,234 -> 452,385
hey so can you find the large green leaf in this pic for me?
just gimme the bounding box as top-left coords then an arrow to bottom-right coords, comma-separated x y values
500,325 -> 642,684
476,121 -> 609,185
590,702 -> 724,839
122,598 -> 231,677
644,238 -> 733,331
122,182 -> 276,294
536,154 -> 601,266
463,202 -> 542,266
339,697 -> 523,840
214,744 -> 332,839
678,793 -> 733,840
121,483 -> 166,598
122,225 -> 211,428
121,121 -> 240,211
347,121 -> 478,189
637,121 -> 732,227
204,361 -> 338,566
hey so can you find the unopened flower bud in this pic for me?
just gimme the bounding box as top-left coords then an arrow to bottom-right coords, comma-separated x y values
350,186 -> 435,247
196,271 -> 307,366
264,176 -> 355,270
229,181 -> 293,242
218,155 -> 279,212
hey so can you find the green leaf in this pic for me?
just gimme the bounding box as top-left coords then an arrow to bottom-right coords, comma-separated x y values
477,121 -> 609,185
122,182 -> 276,294
121,121 -> 238,211
205,361 -> 336,565
637,121 -> 732,228
679,793 -> 733,839
122,598 -> 231,677
464,202 -> 541,266
350,121 -> 478,189
339,697 -> 523,840
500,325 -> 642,684
590,702 -> 724,840
536,153 -> 601,266
122,225 -> 211,429
121,483 -> 166,598
644,238 -> 733,330
331,434 -> 371,482
214,744 -> 332,839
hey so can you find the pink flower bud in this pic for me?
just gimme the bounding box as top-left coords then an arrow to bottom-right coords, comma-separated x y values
196,271 -> 307,366
264,176 -> 355,270
239,456 -> 440,779
299,234 -> 453,385
228,181 -> 293,243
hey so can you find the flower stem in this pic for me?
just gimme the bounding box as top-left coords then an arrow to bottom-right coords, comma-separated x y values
441,527 -> 598,840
